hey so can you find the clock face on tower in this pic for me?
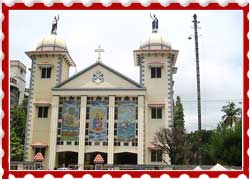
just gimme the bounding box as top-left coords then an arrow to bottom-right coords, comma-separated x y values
92,71 -> 104,84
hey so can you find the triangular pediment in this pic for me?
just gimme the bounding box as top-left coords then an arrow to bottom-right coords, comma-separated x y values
53,62 -> 144,90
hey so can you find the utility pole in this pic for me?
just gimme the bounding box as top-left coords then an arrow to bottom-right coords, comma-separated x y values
190,14 -> 202,131
189,14 -> 202,165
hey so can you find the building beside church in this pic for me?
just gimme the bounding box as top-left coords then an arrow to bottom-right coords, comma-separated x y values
10,60 -> 27,109
23,17 -> 179,170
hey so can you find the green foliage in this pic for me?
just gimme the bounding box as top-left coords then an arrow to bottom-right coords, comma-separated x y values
206,123 -> 242,166
203,102 -> 242,166
172,96 -> 186,164
10,103 -> 26,161
154,100 -> 242,166
10,128 -> 24,161
186,130 -> 213,165
154,96 -> 187,165
174,96 -> 185,129
221,102 -> 241,127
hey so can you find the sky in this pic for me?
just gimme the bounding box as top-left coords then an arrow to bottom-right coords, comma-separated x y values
9,10 -> 243,132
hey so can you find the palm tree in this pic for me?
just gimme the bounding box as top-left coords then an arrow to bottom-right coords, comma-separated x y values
221,102 -> 241,128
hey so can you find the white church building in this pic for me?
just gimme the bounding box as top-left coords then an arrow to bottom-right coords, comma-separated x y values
23,16 -> 179,170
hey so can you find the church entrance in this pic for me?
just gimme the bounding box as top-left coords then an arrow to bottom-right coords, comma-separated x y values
57,151 -> 78,169
84,152 -> 107,170
114,152 -> 137,165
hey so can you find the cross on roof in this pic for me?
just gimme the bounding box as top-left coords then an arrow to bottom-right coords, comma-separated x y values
94,45 -> 104,62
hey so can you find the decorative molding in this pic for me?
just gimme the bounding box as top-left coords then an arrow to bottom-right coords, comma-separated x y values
54,61 -> 144,89
167,58 -> 174,127
24,59 -> 37,160
52,87 -> 146,91
92,71 -> 104,84
56,57 -> 63,85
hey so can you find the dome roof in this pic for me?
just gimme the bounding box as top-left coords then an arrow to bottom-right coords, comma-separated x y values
36,34 -> 67,51
140,33 -> 171,50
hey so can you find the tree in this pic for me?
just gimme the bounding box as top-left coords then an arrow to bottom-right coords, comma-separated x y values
205,102 -> 242,166
206,122 -> 242,166
10,128 -> 24,161
221,102 -> 241,127
154,127 -> 188,165
186,130 -> 213,165
10,103 -> 26,161
174,96 -> 185,129
154,96 -> 187,165
172,96 -> 186,164
154,100 -> 242,166
153,128 -> 171,164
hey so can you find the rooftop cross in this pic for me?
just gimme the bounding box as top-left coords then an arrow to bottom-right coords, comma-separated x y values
94,45 -> 104,62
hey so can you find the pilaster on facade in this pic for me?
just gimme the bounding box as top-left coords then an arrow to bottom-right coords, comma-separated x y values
56,57 -> 63,85
48,96 -> 59,170
78,96 -> 87,170
24,59 -> 36,161
167,57 -> 174,127
164,103 -> 169,129
144,98 -> 149,164
107,96 -> 115,164
137,95 -> 144,164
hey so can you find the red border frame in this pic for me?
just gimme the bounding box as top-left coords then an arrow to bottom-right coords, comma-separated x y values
2,2 -> 249,179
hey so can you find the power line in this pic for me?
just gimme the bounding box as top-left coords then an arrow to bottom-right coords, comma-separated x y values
180,99 -> 242,102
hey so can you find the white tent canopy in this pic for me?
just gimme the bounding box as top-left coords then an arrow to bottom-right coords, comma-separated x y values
210,163 -> 227,170
193,166 -> 202,170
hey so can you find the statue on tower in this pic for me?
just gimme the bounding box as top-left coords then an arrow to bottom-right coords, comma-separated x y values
150,13 -> 158,33
51,15 -> 59,35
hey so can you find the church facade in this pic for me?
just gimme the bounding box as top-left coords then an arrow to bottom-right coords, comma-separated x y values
24,19 -> 179,170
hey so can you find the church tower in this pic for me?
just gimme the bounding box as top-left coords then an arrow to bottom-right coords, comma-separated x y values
133,15 -> 178,164
24,26 -> 76,165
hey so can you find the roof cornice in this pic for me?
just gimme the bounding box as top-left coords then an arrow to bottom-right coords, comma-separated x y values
52,87 -> 146,91
25,50 -> 76,67
53,61 -> 144,89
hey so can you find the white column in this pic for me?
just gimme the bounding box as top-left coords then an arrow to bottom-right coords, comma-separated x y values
137,95 -> 145,164
144,99 -> 149,164
78,96 -> 87,169
107,96 -> 115,164
48,96 -> 59,170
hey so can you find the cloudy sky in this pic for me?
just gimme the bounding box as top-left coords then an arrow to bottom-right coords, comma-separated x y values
9,10 -> 243,132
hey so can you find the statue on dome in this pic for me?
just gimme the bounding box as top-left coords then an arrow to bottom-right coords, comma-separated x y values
150,13 -> 158,33
51,15 -> 59,35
